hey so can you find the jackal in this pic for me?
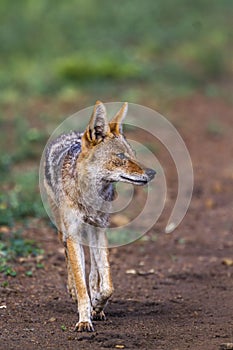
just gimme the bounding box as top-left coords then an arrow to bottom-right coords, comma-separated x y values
44,101 -> 156,332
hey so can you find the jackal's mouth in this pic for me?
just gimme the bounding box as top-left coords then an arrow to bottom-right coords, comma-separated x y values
120,175 -> 148,185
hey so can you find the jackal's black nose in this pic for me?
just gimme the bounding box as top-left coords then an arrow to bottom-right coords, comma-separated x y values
145,168 -> 156,180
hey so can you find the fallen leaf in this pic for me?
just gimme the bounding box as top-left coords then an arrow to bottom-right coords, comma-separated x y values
212,181 -> 222,193
111,214 -> 130,226
125,269 -> 137,275
36,255 -> 44,263
138,269 -> 155,276
205,198 -> 215,209
219,343 -> 233,350
222,258 -> 233,267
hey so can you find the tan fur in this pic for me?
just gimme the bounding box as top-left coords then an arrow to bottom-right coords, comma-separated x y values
44,101 -> 156,332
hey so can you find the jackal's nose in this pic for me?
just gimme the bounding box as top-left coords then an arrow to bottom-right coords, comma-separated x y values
145,168 -> 156,180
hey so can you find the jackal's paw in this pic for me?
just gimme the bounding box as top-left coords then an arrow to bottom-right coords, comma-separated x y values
91,310 -> 106,321
74,321 -> 94,332
67,285 -> 77,303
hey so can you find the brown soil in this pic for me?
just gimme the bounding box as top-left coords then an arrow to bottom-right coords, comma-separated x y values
1,95 -> 233,350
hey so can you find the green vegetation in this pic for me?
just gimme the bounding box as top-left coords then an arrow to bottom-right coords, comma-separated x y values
0,230 -> 44,277
0,169 -> 46,226
0,0 -> 232,101
0,115 -> 48,226
61,325 -> 67,332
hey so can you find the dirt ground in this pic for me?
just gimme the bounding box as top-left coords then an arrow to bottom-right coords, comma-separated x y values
0,95 -> 233,349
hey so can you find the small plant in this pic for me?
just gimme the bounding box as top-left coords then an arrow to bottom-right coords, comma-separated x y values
61,325 -> 67,331
36,263 -> 44,269
0,231 -> 44,277
1,281 -> 9,287
0,259 -> 17,277
25,270 -> 33,277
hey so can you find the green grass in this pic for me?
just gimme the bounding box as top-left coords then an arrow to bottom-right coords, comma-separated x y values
0,114 -> 48,226
56,53 -> 143,82
0,230 -> 44,277
0,170 -> 46,226
0,0 -> 232,100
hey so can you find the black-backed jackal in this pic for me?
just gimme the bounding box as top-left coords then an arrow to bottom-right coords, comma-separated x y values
44,101 -> 156,331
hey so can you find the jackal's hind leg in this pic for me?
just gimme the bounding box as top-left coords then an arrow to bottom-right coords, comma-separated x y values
59,231 -> 76,303
88,228 -> 114,318
89,252 -> 106,320
65,248 -> 77,302
92,309 -> 106,321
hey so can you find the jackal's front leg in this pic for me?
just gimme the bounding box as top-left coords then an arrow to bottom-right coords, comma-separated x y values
66,237 -> 93,332
88,228 -> 114,319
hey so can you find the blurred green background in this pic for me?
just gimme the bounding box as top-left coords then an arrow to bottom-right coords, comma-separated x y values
0,0 -> 232,272
0,0 -> 232,102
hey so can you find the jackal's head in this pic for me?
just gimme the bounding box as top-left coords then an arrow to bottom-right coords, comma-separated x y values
79,101 -> 156,186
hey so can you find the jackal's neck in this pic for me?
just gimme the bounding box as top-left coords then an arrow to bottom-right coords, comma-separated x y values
62,161 -> 113,227
77,174 -> 113,209
79,176 -> 113,227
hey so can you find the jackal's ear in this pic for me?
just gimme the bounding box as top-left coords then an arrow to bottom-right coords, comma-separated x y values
109,102 -> 128,135
82,101 -> 110,149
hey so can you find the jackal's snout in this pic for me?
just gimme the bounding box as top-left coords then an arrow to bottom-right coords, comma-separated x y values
145,168 -> 156,181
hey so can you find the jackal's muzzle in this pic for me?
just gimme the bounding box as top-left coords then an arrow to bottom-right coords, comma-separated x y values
120,167 -> 156,185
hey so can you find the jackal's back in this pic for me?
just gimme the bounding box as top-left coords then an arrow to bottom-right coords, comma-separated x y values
44,131 -> 82,201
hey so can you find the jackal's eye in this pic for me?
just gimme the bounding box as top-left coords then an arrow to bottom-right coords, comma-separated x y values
116,152 -> 126,160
